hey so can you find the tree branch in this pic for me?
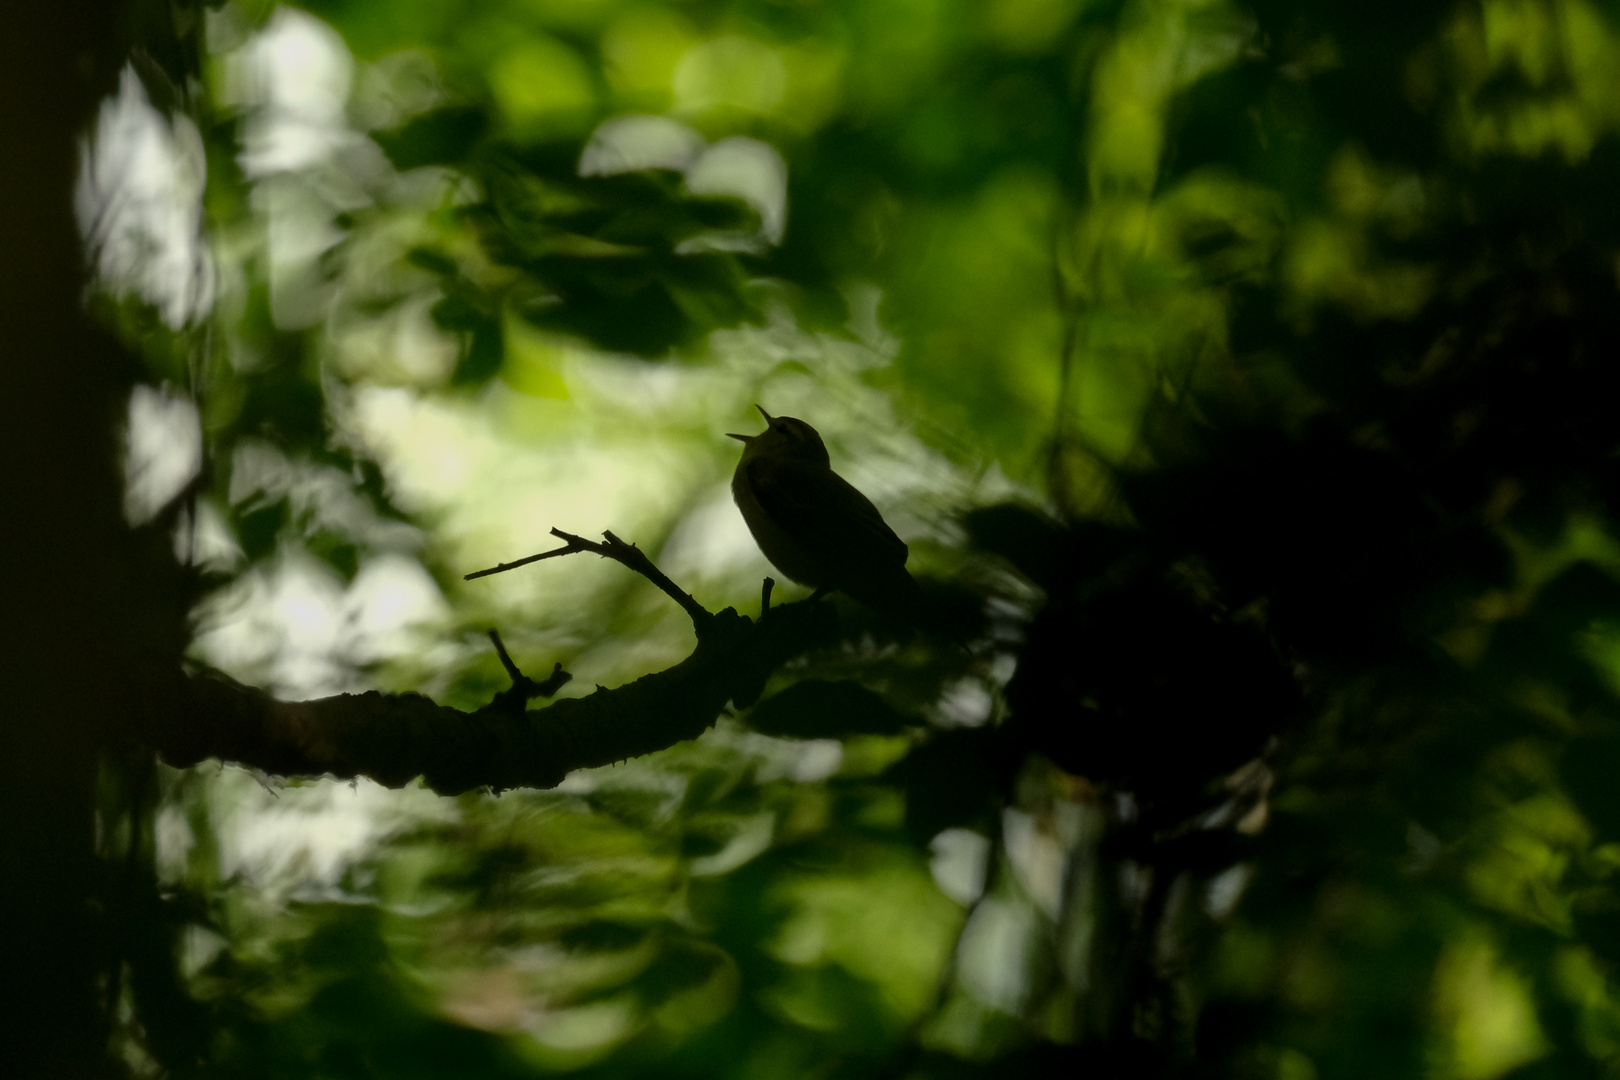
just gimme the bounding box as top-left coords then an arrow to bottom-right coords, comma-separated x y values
139,535 -> 835,794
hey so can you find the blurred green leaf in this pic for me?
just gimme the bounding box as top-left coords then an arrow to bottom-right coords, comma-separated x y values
748,680 -> 913,740
373,105 -> 489,170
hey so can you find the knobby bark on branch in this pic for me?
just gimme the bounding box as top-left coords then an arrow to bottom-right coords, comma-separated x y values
135,533 -> 831,794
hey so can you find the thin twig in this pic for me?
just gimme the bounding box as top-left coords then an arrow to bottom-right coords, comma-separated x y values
761,576 -> 775,616
486,628 -> 574,713
464,534 -> 594,580
467,529 -> 715,633
530,662 -> 572,698
487,629 -> 523,682
573,529 -> 714,629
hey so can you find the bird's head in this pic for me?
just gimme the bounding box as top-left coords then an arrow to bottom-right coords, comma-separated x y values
728,406 -> 830,467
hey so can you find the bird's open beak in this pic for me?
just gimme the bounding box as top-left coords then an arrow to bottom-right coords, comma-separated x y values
728,405 -> 771,442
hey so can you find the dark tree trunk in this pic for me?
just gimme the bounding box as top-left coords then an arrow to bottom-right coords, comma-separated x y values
0,4 -> 133,1076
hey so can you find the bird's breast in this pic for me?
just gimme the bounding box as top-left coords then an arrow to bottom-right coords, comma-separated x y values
732,465 -> 833,587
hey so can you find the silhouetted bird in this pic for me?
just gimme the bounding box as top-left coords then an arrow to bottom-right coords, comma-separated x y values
729,406 -> 922,617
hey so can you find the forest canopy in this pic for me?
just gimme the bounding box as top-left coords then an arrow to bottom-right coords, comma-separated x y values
39,0 -> 1620,1076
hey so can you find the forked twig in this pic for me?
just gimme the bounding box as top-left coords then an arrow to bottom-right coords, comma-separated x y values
485,628 -> 572,712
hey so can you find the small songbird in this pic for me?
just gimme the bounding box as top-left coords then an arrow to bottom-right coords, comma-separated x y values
729,406 -> 922,615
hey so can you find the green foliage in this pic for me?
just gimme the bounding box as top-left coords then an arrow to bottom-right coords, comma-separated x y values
90,0 -> 1620,1076
747,680 -> 914,740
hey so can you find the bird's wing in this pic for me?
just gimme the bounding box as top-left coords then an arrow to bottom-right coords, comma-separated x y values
745,457 -> 909,568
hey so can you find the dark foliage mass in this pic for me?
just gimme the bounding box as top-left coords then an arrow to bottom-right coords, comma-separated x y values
13,0 -> 1620,1077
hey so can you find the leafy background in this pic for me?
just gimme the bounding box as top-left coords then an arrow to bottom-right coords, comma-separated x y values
84,0 -> 1620,1075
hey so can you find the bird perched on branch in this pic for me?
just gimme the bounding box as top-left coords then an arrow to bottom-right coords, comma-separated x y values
729,406 -> 922,617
